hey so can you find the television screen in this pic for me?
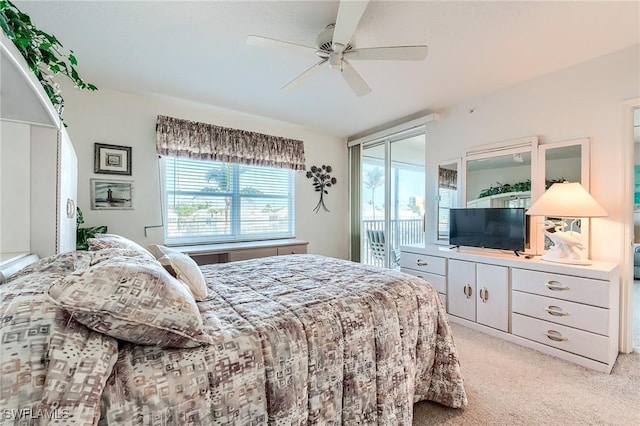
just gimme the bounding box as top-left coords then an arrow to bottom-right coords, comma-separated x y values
449,207 -> 525,252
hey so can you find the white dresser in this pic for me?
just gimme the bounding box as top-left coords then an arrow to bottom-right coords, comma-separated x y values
400,244 -> 619,373
400,251 -> 447,306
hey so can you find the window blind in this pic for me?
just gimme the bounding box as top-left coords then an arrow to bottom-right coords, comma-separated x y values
164,157 -> 295,244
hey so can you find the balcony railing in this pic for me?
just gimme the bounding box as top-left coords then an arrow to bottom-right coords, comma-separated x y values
362,218 -> 424,268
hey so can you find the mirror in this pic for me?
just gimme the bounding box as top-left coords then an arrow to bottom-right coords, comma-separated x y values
466,151 -> 533,209
536,138 -> 589,256
436,159 -> 461,242
463,137 -> 539,251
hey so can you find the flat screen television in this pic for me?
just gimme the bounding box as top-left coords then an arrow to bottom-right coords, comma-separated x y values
449,207 -> 526,252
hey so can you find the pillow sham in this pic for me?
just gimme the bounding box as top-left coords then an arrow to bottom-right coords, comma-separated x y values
47,256 -> 213,348
88,234 -> 154,260
147,244 -> 208,301
5,251 -> 93,283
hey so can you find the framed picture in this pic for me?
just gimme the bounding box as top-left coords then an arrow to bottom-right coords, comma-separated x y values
94,143 -> 132,175
90,179 -> 134,210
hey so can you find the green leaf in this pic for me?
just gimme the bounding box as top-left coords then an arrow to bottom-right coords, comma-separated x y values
1,0 -> 97,118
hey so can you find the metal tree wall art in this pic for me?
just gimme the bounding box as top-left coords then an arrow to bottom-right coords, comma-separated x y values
306,165 -> 337,213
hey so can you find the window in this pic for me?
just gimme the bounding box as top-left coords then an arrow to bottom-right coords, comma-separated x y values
163,157 -> 295,244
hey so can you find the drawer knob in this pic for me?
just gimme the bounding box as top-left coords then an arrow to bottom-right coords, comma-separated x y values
545,306 -> 570,317
416,259 -> 428,266
546,281 -> 570,291
545,330 -> 568,342
291,251 -> 296,254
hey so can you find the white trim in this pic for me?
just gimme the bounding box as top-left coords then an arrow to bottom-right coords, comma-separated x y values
347,113 -> 440,147
0,117 -> 57,129
465,136 -> 538,159
620,97 -> 640,354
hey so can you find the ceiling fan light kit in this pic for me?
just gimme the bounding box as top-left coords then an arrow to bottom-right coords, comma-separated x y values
247,0 -> 428,96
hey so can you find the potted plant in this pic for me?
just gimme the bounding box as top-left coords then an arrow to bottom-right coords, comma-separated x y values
76,207 -> 107,250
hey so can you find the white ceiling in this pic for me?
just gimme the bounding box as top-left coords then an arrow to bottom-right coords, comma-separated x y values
13,0 -> 640,138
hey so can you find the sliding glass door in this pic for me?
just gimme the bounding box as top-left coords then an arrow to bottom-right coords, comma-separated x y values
360,132 -> 425,268
362,142 -> 387,267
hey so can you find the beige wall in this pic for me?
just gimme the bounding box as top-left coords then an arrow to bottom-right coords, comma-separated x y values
59,43 -> 639,263
60,86 -> 349,259
425,44 -> 640,264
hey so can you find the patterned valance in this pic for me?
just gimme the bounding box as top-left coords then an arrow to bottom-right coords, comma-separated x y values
439,168 -> 458,190
156,115 -> 306,170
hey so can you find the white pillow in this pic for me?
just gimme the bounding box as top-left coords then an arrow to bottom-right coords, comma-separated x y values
147,244 -> 208,301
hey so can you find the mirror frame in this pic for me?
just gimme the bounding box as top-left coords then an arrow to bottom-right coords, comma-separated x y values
435,158 -> 462,244
534,137 -> 590,256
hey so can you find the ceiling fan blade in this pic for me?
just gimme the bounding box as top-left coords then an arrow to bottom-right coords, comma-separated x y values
282,59 -> 328,92
332,0 -> 369,53
341,59 -> 371,97
345,45 -> 428,61
247,35 -> 317,55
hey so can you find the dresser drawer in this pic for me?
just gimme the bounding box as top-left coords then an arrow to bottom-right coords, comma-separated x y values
511,268 -> 609,308
276,244 -> 307,255
401,268 -> 446,294
512,291 -> 609,336
400,252 -> 446,275
512,313 -> 610,363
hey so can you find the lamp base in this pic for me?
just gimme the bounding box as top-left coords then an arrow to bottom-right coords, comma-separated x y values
540,226 -> 590,265
540,254 -> 591,266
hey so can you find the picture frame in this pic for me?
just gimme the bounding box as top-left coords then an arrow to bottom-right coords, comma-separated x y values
94,143 -> 132,175
90,178 -> 134,210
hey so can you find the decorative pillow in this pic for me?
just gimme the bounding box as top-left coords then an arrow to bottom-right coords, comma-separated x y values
88,234 -> 155,260
47,256 -> 213,348
5,251 -> 93,283
147,244 -> 208,301
89,247 -> 155,266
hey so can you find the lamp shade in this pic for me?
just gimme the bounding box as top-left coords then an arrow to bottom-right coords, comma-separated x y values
526,182 -> 607,218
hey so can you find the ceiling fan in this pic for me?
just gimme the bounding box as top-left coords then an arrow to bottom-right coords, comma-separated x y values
246,0 -> 428,97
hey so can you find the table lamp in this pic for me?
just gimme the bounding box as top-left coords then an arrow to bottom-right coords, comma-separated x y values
526,182 -> 607,265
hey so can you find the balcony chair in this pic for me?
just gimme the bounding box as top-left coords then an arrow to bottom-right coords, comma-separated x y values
366,229 -> 400,267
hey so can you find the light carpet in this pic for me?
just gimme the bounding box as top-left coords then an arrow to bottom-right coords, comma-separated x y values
413,323 -> 640,425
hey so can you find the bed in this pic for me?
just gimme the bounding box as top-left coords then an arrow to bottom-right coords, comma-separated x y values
0,238 -> 466,425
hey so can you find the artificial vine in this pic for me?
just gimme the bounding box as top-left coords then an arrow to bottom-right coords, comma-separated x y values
477,178 -> 566,198
0,0 -> 97,115
477,180 -> 531,198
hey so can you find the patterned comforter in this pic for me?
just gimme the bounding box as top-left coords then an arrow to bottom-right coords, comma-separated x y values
0,254 -> 466,425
